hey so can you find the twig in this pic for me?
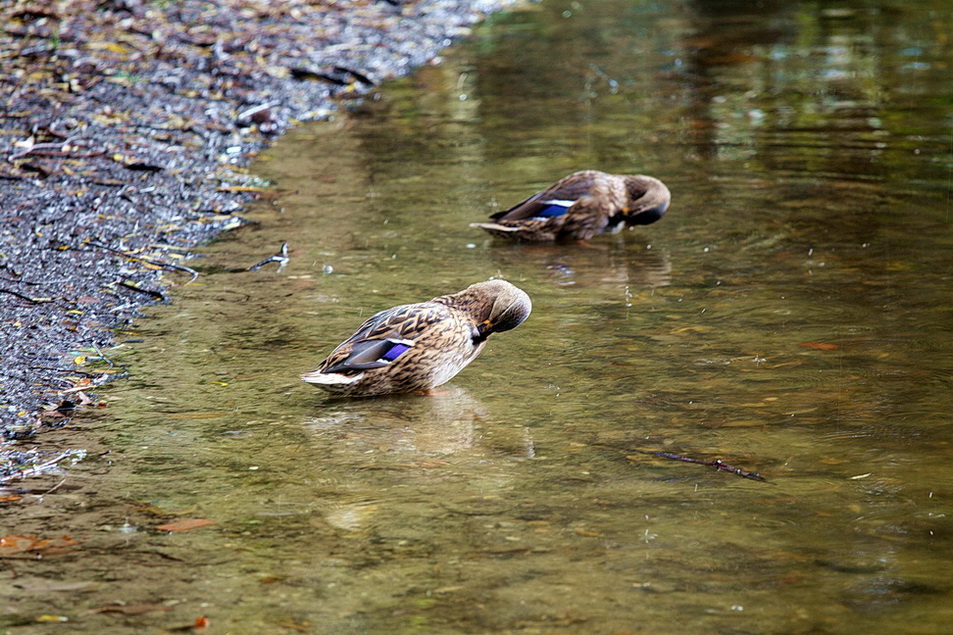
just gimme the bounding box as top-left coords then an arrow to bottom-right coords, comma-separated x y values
83,242 -> 199,283
236,101 -> 276,122
92,344 -> 115,368
638,450 -> 767,482
247,242 -> 289,271
41,478 -> 68,495
0,288 -> 54,304
332,65 -> 375,86
7,136 -> 105,161
117,281 -> 166,301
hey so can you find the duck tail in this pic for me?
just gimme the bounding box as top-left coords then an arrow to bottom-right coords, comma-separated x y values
301,369 -> 364,388
469,222 -> 525,239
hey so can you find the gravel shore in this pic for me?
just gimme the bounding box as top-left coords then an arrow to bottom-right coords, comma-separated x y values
0,0 -> 523,476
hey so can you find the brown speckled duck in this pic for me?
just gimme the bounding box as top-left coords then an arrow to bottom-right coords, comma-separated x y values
471,170 -> 670,242
301,280 -> 531,397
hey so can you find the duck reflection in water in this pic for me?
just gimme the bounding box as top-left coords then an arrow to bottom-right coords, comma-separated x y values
304,385 -> 536,459
304,385 -> 536,534
486,241 -> 672,293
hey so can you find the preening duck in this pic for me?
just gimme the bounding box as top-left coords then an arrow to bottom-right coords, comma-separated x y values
301,280 -> 531,397
471,170 -> 670,242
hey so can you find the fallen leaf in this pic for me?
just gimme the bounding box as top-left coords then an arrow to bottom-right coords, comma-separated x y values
156,518 -> 217,532
278,619 -> 311,632
799,342 -> 840,350
217,185 -> 268,193
258,575 -> 284,584
0,534 -> 78,555
86,41 -> 135,55
165,616 -> 210,632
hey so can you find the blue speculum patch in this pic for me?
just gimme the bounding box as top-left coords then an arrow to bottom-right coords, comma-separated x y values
382,342 -> 411,361
533,203 -> 571,218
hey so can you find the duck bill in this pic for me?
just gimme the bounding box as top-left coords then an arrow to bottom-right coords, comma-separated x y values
626,202 -> 668,226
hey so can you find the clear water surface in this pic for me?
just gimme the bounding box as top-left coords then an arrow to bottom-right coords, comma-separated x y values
5,0 -> 952,633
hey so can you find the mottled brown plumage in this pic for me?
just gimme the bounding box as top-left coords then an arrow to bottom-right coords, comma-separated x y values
301,280 -> 531,397
471,170 -> 670,242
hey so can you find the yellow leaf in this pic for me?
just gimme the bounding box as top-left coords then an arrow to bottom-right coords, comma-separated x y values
87,41 -> 134,54
217,185 -> 268,193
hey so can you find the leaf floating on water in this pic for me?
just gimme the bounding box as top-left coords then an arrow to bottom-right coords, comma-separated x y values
166,616 -> 210,632
155,518 -> 217,532
0,534 -> 35,554
799,342 -> 840,350
278,619 -> 312,632
258,575 -> 284,585
0,534 -> 79,555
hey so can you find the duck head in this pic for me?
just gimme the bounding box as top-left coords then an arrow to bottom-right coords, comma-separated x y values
437,280 -> 532,341
622,175 -> 671,226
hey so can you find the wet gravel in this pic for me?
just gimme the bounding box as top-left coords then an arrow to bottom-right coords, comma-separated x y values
0,0 -> 522,476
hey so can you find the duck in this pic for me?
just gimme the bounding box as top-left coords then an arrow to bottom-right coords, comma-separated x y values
470,170 -> 670,242
301,280 -> 531,397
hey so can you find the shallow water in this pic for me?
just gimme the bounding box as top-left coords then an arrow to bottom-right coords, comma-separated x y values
5,0 -> 953,632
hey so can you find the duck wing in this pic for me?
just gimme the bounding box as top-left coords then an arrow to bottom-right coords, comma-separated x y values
319,303 -> 446,374
490,173 -> 601,222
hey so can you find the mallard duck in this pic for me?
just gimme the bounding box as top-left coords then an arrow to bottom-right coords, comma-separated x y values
470,170 -> 670,242
301,280 -> 531,397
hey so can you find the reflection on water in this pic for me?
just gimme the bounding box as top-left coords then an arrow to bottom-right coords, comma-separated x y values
306,386 -> 507,459
484,240 -> 673,289
7,0 -> 952,632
